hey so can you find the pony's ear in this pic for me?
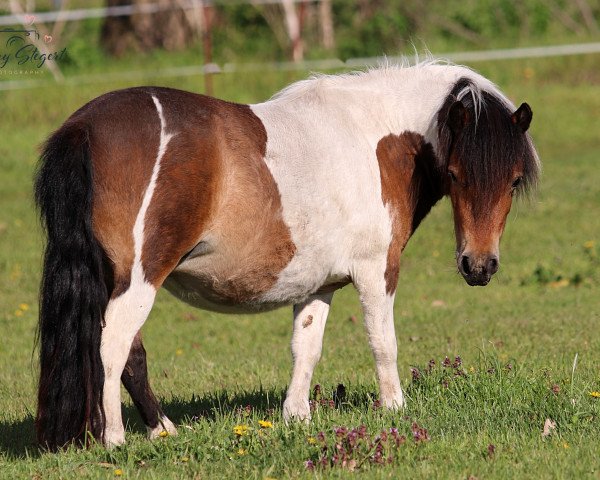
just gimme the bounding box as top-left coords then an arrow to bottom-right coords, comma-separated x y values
447,100 -> 469,135
511,102 -> 532,132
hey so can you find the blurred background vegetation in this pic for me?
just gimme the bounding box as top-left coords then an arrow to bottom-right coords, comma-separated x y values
0,0 -> 598,79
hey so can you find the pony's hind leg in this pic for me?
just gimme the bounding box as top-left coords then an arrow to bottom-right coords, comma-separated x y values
354,261 -> 405,409
100,282 -> 156,447
283,293 -> 333,422
121,332 -> 177,439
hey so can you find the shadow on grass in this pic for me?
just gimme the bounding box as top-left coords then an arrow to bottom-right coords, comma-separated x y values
0,415 -> 38,459
165,387 -> 288,422
155,384 -> 378,425
0,389 -> 291,459
1,385 -> 377,459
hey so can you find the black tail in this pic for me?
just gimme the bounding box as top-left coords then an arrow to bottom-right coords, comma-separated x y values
34,122 -> 107,450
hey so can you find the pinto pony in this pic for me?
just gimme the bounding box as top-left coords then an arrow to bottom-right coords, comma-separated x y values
34,62 -> 539,449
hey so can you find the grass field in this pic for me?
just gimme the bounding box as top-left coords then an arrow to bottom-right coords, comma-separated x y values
1,53 -> 599,478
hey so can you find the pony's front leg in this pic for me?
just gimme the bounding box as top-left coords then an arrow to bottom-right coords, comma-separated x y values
354,264 -> 405,410
100,283 -> 157,447
283,293 -> 333,422
121,332 -> 177,440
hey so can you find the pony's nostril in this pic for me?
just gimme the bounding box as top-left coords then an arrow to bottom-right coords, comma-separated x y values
488,257 -> 499,274
461,255 -> 471,275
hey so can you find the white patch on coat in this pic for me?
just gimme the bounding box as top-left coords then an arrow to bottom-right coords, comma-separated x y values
251,63 -> 507,412
100,93 -> 173,447
361,288 -> 405,409
251,62 -> 510,305
283,293 -> 333,422
101,285 -> 156,447
132,95 -> 174,285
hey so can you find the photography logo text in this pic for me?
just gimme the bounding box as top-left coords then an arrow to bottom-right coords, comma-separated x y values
0,24 -> 67,71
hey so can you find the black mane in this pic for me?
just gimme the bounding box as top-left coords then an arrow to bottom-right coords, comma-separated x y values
436,78 -> 540,206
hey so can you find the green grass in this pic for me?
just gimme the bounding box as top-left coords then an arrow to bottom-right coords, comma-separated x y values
1,54 -> 599,478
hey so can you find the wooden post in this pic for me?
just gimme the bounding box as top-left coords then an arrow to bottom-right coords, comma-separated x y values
282,0 -> 304,62
202,2 -> 213,96
319,0 -> 335,50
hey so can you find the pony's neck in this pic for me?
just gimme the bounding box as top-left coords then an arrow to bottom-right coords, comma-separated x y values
264,65 -> 474,148
410,140 -> 447,231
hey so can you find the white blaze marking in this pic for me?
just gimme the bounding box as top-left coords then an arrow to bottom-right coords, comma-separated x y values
132,94 -> 174,284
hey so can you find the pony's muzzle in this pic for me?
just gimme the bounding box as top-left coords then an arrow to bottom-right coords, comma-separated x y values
458,253 -> 499,286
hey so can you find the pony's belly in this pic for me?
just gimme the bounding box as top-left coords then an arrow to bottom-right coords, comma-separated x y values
163,248 -> 347,313
163,248 -> 313,313
163,270 -> 291,314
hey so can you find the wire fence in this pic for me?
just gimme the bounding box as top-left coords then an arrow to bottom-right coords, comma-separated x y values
0,2 -> 598,91
0,0 -> 315,26
1,41 -> 599,91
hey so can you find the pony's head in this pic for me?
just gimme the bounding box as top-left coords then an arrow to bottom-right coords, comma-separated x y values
437,78 -> 539,286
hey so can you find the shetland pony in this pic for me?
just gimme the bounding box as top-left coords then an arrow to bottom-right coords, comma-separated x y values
34,62 -> 539,449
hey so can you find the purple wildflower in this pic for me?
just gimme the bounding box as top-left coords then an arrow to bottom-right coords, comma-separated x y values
426,359 -> 436,373
411,422 -> 430,443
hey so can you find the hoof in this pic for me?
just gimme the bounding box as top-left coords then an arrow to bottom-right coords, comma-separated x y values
148,416 -> 178,440
103,429 -> 126,448
283,397 -> 311,424
381,391 -> 406,410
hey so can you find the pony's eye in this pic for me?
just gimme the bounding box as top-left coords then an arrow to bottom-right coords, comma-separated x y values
511,177 -> 522,189
448,171 -> 458,183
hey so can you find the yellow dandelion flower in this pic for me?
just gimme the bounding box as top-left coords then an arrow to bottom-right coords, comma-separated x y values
589,391 -> 600,398
237,448 -> 247,456
114,469 -> 123,476
158,430 -> 169,437
19,303 -> 29,311
176,349 -> 183,356
583,240 -> 595,249
233,424 -> 249,436
181,456 -> 189,462
258,420 -> 273,429
469,366 -> 475,373
562,442 -> 569,449
307,436 -> 317,445
14,310 -> 23,317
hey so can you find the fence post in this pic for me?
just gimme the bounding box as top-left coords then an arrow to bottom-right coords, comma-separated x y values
202,1 -> 213,96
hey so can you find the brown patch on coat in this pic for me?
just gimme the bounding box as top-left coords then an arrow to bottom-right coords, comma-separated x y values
77,87 -> 294,305
83,90 -> 161,297
138,88 -> 296,306
302,315 -> 314,328
376,132 -> 443,294
314,277 -> 351,295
